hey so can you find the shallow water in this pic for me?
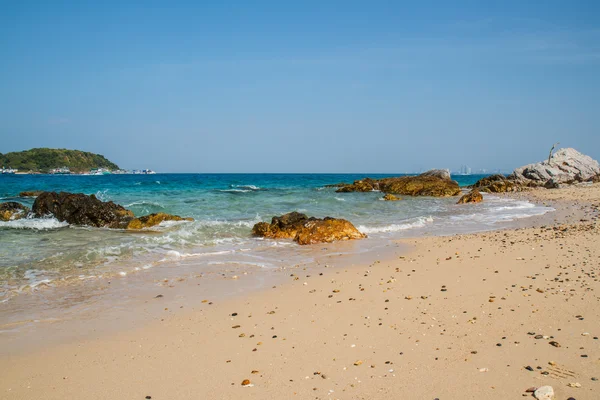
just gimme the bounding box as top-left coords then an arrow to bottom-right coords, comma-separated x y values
0,173 -> 552,303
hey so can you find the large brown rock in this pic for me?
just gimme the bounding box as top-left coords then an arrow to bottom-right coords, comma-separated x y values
0,202 -> 30,221
295,218 -> 366,245
472,174 -> 521,193
251,211 -> 311,240
457,189 -> 483,204
33,192 -> 134,228
126,212 -> 194,230
336,170 -> 460,197
252,212 -> 366,245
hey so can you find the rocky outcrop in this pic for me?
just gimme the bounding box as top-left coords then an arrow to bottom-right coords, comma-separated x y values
32,192 -> 192,229
126,212 -> 194,230
33,192 -> 134,228
19,190 -> 44,197
456,189 -> 483,204
335,170 -> 461,197
294,218 -> 366,245
382,194 -> 401,201
471,174 -> 521,193
509,148 -> 600,187
0,202 -> 30,221
252,212 -> 366,245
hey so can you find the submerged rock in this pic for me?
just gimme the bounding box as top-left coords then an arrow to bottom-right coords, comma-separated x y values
33,192 -> 134,228
471,174 -> 521,193
456,189 -> 483,204
510,148 -> 600,187
126,212 -> 194,230
0,202 -> 30,221
252,212 -> 365,245
335,169 -> 460,197
19,190 -> 44,197
382,194 -> 401,201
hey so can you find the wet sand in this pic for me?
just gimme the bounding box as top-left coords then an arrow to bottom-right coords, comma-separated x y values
1,184 -> 599,399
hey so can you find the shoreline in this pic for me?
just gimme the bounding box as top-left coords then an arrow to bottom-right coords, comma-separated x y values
1,184 -> 599,399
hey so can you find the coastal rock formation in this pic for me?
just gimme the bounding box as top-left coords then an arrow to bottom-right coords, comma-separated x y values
33,192 -> 134,228
19,190 -> 44,197
509,148 -> 600,187
32,192 -> 192,229
335,170 -> 461,197
31,192 -> 193,230
456,189 -> 483,204
472,174 -> 521,193
126,212 -> 194,230
252,212 -> 365,245
0,202 -> 30,221
382,194 -> 401,201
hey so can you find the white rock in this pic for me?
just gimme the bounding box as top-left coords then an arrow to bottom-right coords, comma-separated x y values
510,148 -> 600,186
533,385 -> 554,400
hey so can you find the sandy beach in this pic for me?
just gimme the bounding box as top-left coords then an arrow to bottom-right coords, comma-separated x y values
1,184 -> 599,399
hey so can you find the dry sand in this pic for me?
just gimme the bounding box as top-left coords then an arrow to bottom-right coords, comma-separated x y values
1,184 -> 599,399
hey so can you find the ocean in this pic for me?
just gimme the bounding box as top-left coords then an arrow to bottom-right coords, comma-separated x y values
0,173 -> 552,305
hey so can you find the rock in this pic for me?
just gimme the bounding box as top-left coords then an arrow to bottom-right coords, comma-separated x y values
533,385 -> 554,400
33,192 -> 134,228
382,194 -> 401,201
456,189 -> 483,204
472,174 -> 521,193
251,211 -> 309,240
0,202 -> 30,221
252,212 -> 366,245
294,217 -> 366,245
418,169 -> 452,180
241,379 -> 251,386
126,212 -> 194,230
336,170 -> 461,197
31,191 -> 192,229
19,190 -> 44,197
510,148 -> 600,187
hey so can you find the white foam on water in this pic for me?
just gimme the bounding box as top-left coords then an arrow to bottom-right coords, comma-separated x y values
0,217 -> 68,230
358,216 -> 434,234
334,197 -> 346,202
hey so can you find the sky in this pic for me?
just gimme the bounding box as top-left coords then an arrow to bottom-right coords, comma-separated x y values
0,0 -> 599,173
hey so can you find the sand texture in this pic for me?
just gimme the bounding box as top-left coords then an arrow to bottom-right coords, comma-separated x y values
1,184 -> 599,399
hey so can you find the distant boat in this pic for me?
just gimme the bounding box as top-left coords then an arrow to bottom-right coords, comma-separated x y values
90,168 -> 111,175
1,167 -> 17,174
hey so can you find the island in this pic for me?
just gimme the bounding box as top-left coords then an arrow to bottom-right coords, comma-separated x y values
0,148 -> 119,174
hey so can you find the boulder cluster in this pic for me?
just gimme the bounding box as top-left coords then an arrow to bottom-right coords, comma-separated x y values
336,169 -> 461,197
0,191 -> 192,229
252,212 -> 366,245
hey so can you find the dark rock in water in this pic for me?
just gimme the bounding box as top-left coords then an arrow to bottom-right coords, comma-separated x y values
336,169 -> 460,197
0,202 -> 30,221
19,190 -> 44,197
471,174 -> 521,193
32,192 -> 193,229
252,212 -> 366,245
126,212 -> 194,230
510,148 -> 600,187
33,192 -> 134,228
382,194 -> 401,201
457,189 -> 483,204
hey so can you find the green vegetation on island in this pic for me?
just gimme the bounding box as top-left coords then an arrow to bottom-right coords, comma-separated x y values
0,148 -> 120,173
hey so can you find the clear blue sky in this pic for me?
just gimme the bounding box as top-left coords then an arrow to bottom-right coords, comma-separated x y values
1,1 -> 598,172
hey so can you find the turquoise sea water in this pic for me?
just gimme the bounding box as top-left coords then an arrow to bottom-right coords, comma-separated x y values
0,173 -> 551,302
